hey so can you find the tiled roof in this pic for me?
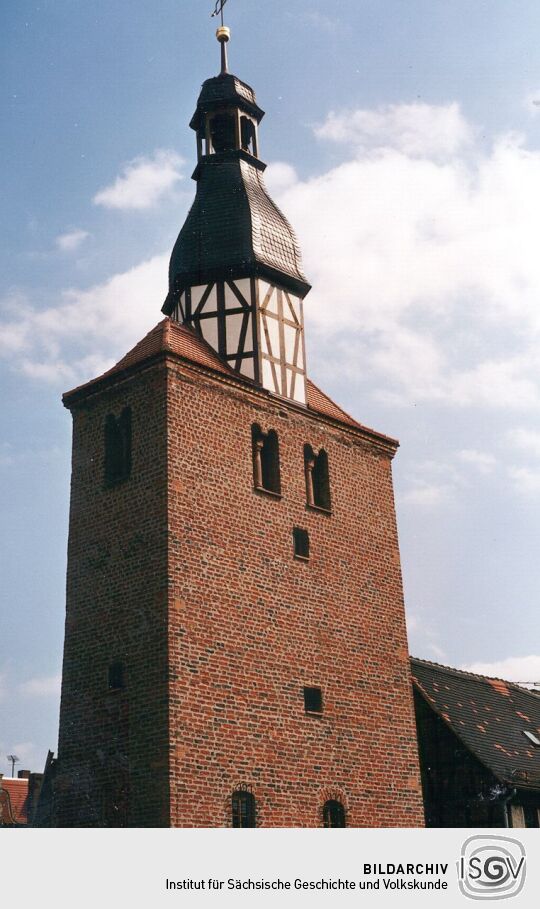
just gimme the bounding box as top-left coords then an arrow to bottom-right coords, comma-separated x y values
63,320 -> 394,445
412,657 -> 540,790
0,778 -> 29,825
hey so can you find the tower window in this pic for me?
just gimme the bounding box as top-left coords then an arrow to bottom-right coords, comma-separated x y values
104,407 -> 132,485
293,527 -> 310,560
108,662 -> 125,691
210,113 -> 236,153
304,444 -> 331,511
240,116 -> 257,156
252,424 -> 281,495
304,686 -> 323,714
232,790 -> 256,828
323,799 -> 346,828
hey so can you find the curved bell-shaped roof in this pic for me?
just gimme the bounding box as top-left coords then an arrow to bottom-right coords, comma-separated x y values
163,156 -> 310,313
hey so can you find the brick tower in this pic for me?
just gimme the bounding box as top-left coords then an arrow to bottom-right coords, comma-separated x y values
54,24 -> 423,827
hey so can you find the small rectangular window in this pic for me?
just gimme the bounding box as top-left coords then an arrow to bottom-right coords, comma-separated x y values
304,686 -> 323,714
108,662 -> 125,691
293,527 -> 310,560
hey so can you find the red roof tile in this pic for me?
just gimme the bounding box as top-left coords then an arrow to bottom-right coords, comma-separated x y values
0,778 -> 29,825
63,319 -> 397,445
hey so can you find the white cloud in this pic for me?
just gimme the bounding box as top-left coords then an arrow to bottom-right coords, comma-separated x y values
399,457 -> 466,507
0,254 -> 167,384
457,449 -> 496,473
508,465 -> 540,495
264,162 -> 299,195
4,102 -> 540,416
407,611 -> 448,661
315,102 -> 473,157
400,482 -> 451,507
273,108 -> 540,409
93,149 -> 184,210
56,229 -> 89,252
19,674 -> 61,698
509,427 -> 540,457
462,655 -> 540,687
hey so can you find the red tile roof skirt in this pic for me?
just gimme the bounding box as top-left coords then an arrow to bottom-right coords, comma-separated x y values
63,318 -> 398,448
1,778 -> 29,825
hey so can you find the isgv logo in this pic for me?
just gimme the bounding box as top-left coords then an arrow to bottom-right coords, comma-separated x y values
458,835 -> 526,900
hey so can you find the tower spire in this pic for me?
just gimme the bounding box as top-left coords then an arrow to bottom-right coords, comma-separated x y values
163,12 -> 311,403
216,25 -> 230,75
211,0 -> 230,75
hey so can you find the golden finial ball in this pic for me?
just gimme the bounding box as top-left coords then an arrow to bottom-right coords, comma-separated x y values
216,25 -> 230,43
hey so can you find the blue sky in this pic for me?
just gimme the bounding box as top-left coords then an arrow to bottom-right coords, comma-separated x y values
3,0 -> 540,775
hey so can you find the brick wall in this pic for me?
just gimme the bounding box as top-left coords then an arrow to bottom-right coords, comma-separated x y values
165,356 -> 423,827
55,350 -> 424,827
55,363 -> 170,826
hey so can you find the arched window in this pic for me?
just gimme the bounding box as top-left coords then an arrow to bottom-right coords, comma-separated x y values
323,799 -> 346,828
304,445 -> 331,511
104,407 -> 132,485
232,790 -> 256,828
252,424 -> 281,495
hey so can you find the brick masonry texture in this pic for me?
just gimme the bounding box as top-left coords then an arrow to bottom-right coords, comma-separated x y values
55,348 -> 424,827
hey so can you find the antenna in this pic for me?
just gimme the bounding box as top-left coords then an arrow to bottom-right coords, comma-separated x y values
6,754 -> 20,777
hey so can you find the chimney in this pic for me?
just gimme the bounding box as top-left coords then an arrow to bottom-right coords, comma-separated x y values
18,770 -> 31,779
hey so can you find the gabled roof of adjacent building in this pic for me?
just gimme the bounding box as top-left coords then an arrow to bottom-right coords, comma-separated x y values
63,319 -> 398,449
412,657 -> 540,790
0,778 -> 30,825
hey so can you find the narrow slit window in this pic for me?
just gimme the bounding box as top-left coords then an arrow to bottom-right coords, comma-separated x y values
104,407 -> 132,485
252,424 -> 281,495
240,116 -> 257,156
293,527 -> 310,560
108,662 -> 125,691
323,799 -> 346,828
232,790 -> 256,828
304,444 -> 331,511
304,686 -> 323,714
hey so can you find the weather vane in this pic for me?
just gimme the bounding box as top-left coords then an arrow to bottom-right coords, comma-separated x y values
211,0 -> 228,26
211,0 -> 231,74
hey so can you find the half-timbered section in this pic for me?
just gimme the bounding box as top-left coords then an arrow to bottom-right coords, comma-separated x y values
172,278 -> 306,401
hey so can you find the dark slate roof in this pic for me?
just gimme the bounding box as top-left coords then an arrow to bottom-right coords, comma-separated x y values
164,158 -> 310,311
412,657 -> 540,790
190,73 -> 264,131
